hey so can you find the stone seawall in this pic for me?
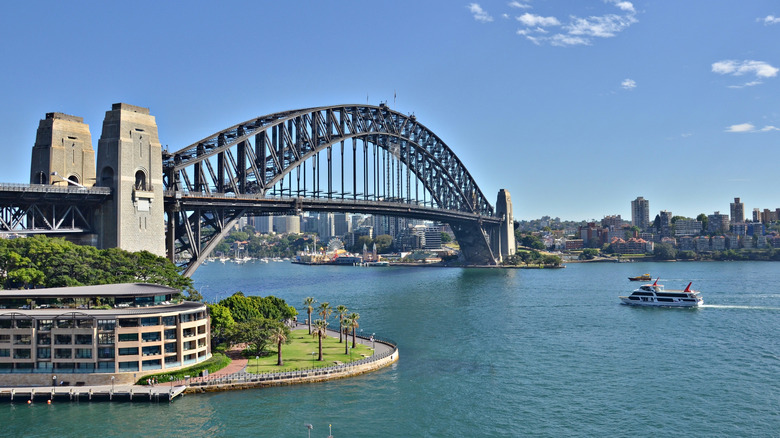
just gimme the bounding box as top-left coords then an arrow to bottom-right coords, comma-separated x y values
185,349 -> 399,394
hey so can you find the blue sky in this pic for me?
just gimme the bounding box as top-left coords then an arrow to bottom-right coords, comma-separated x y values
1,1 -> 778,221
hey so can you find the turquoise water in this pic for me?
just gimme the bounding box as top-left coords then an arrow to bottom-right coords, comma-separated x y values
3,261 -> 780,437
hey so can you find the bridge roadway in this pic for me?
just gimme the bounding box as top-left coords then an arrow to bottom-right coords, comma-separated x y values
165,191 -> 503,225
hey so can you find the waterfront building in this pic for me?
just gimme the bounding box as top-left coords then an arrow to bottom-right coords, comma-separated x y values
707,212 -> 730,235
333,213 -> 352,237
253,215 -> 273,234
731,222 -> 748,236
730,198 -> 744,223
0,283 -> 210,386
694,236 -> 710,252
658,210 -> 673,238
274,215 -> 301,234
678,236 -> 695,251
424,226 -> 442,249
675,219 -> 702,237
711,235 -> 726,251
631,197 -> 650,230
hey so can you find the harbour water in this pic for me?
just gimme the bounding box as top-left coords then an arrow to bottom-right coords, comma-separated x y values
3,261 -> 780,437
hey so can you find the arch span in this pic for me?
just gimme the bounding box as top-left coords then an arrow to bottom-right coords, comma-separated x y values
162,104 -> 511,275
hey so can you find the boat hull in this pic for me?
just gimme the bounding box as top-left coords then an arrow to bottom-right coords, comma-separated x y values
619,297 -> 702,307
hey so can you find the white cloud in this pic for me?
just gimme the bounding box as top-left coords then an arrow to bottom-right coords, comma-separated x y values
502,13 -> 510,19
512,1 -> 637,47
609,0 -> 635,13
726,123 -> 756,133
725,123 -> 780,133
712,60 -> 779,78
759,15 -> 780,25
508,1 -> 532,9
549,33 -> 590,47
621,78 -> 637,89
468,3 -> 493,23
713,60 -> 779,87
566,13 -> 638,38
517,13 -> 560,27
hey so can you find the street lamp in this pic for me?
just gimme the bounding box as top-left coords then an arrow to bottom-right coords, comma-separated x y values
255,356 -> 259,375
52,375 -> 57,387
371,333 -> 375,350
304,424 -> 313,438
111,376 -> 115,392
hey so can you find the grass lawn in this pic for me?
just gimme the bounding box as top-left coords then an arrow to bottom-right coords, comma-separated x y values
247,329 -> 374,373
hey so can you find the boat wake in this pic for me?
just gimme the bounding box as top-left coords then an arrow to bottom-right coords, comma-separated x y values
700,304 -> 780,311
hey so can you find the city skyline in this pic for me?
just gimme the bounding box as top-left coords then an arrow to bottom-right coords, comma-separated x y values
1,1 -> 779,220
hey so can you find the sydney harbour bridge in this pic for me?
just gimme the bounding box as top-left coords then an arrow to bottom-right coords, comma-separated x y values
0,103 -> 515,277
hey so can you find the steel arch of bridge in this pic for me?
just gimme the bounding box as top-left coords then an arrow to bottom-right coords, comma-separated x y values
163,104 -> 501,275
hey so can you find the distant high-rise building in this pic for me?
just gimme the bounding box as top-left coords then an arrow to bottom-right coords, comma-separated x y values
730,197 -> 744,223
333,213 -> 352,237
631,196 -> 650,230
658,210 -> 673,238
707,211 -> 729,234
254,215 -> 273,234
274,215 -> 301,234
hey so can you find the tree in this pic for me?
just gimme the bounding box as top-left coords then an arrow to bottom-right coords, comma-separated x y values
342,317 -> 352,354
579,248 -> 599,260
653,242 -> 677,260
207,304 -> 235,346
440,232 -> 452,244
374,235 -> 393,253
335,305 -> 348,343
231,317 -> 276,355
311,319 -> 329,361
696,213 -> 708,233
318,301 -> 332,323
303,297 -> 316,334
269,324 -> 291,366
348,312 -> 360,349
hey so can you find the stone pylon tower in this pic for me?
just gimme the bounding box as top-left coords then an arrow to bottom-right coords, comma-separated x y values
95,103 -> 165,256
29,112 -> 95,186
495,189 -> 516,260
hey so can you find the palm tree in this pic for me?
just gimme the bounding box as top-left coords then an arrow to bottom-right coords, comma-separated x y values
269,325 -> 289,366
303,297 -> 316,334
348,312 -> 360,349
311,319 -> 329,361
341,316 -> 352,355
335,305 -> 348,343
318,301 -> 332,321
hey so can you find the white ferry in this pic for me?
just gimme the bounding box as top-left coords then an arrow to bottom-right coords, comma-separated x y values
619,280 -> 703,307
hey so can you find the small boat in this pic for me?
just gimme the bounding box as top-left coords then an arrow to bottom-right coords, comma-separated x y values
619,279 -> 703,307
628,273 -> 652,281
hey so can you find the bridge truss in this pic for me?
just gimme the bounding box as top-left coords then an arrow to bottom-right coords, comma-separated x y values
163,104 -> 505,275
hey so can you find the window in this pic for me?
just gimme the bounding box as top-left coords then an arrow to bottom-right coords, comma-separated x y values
0,334 -> 10,343
164,329 -> 177,340
183,341 -> 195,351
97,347 -> 115,359
14,335 -> 31,345
142,332 -> 161,342
135,170 -> 147,190
164,343 -> 177,353
180,313 -> 193,323
75,334 -> 92,345
75,349 -> 92,359
37,320 -> 53,331
142,345 -> 161,356
118,347 -> 139,356
37,347 -> 51,359
98,333 -> 115,345
0,349 -> 9,357
76,319 -> 93,329
119,318 -> 139,328
141,317 -> 160,327
16,319 -> 33,329
37,334 -> 51,345
198,325 -> 206,335
98,319 -> 116,331
118,361 -> 138,372
162,316 -> 177,326
118,333 -> 139,342
54,348 -> 72,359
183,328 -> 195,338
54,334 -> 72,345
14,349 -> 31,359
0,320 -> 11,329
56,319 -> 73,329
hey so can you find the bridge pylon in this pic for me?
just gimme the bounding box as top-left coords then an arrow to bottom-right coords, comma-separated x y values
94,103 -> 165,256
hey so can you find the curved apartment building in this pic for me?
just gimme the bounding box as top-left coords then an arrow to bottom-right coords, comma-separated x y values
0,283 -> 210,386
